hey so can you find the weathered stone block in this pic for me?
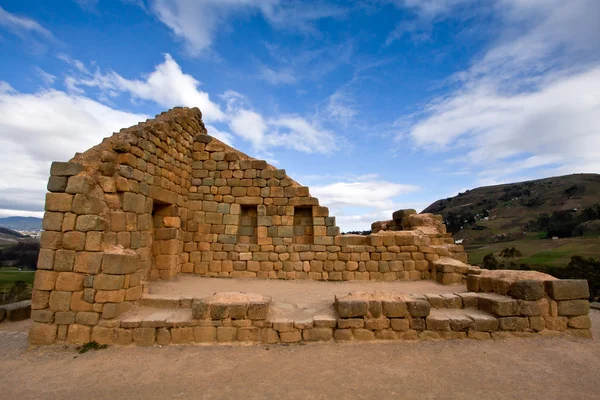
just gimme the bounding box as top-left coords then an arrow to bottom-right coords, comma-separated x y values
247,301 -> 269,320
93,274 -> 125,290
275,329 -> 301,342
406,299 -> 430,317
477,294 -> 518,316
508,280 -> 545,301
568,315 -> 591,329
546,280 -> 590,300
28,322 -> 58,344
55,272 -> 84,291
51,162 -> 83,176
76,215 -> 108,232
193,326 -> 216,343
74,252 -> 103,274
49,291 -> 72,311
67,324 -> 91,344
133,328 -> 156,346
102,253 -> 138,274
216,327 -> 238,342
33,270 -> 57,291
335,296 -> 369,318
557,300 -> 590,316
382,299 -> 409,317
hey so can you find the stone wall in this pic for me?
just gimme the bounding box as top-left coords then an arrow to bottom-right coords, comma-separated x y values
27,106 -> 551,344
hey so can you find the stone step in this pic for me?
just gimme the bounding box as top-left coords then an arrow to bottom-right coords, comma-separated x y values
427,308 -> 499,333
120,307 -> 196,329
137,293 -> 193,309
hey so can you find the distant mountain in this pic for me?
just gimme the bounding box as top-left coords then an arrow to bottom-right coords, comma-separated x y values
0,216 -> 43,231
423,173 -> 600,241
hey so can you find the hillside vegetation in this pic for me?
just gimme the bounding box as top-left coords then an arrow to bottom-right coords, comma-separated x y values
423,173 -> 600,242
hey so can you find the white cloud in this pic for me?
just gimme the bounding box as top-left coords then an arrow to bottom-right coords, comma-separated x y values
34,67 -> 56,86
229,109 -> 267,148
205,124 -> 234,146
326,90 -> 357,120
310,177 -> 421,231
148,0 -> 345,56
64,53 -> 226,122
259,66 -> 297,85
0,85 -> 147,214
402,0 -> 600,181
0,5 -> 54,39
267,117 -> 337,154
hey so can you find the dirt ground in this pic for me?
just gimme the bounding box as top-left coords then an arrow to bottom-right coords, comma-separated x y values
1,312 -> 599,400
147,276 -> 466,319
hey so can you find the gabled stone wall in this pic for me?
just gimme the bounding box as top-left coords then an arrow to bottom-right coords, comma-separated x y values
29,107 -> 476,344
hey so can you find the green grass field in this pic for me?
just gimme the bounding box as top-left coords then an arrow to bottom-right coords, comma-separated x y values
464,235 -> 600,267
0,267 -> 35,292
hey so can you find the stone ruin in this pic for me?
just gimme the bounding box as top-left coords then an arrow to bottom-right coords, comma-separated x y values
28,107 -> 592,345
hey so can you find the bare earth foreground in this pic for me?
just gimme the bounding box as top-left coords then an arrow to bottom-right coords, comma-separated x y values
0,312 -> 598,400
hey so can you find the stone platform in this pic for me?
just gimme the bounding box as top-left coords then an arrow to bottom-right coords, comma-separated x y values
63,274 -> 592,346
141,275 -> 466,321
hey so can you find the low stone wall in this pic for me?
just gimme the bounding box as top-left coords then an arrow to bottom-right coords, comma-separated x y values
0,300 -> 31,323
29,276 -> 591,345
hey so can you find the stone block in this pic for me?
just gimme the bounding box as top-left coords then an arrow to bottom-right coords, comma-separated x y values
382,299 -> 409,317
335,296 -> 369,318
544,316 -> 568,331
102,253 -> 138,274
193,326 -> 216,343
74,252 -> 103,274
406,299 -> 430,317
133,328 -> 156,346
45,193 -> 73,212
365,317 -> 390,330
55,272 -> 84,291
508,280 -> 545,301
426,315 -> 451,331
237,328 -> 262,342
568,315 -> 591,329
334,329 -> 354,341
247,300 -> 270,320
28,322 -> 58,344
546,280 -> 590,300
216,327 -> 238,342
31,290 -> 50,310
67,324 -> 91,344
353,329 -> 375,341
93,274 -> 126,290
76,311 -> 100,326
557,300 -> 590,316
76,215 -> 108,232
390,318 -> 410,331
49,291 -> 71,311
280,330 -> 302,343
498,317 -> 529,331
171,327 -> 194,344
47,176 -> 68,192
517,299 -> 548,316
33,270 -> 57,291
477,294 -> 518,316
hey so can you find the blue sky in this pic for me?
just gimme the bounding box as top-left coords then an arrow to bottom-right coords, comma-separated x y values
0,0 -> 599,230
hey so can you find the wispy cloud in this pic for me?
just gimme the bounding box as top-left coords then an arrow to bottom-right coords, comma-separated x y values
148,0 -> 347,56
0,5 -> 54,39
310,175 -> 421,231
401,0 -> 600,181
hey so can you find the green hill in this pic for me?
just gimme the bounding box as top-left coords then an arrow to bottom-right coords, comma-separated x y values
423,173 -> 600,242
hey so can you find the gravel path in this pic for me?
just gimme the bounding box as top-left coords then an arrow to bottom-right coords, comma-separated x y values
1,313 -> 598,400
